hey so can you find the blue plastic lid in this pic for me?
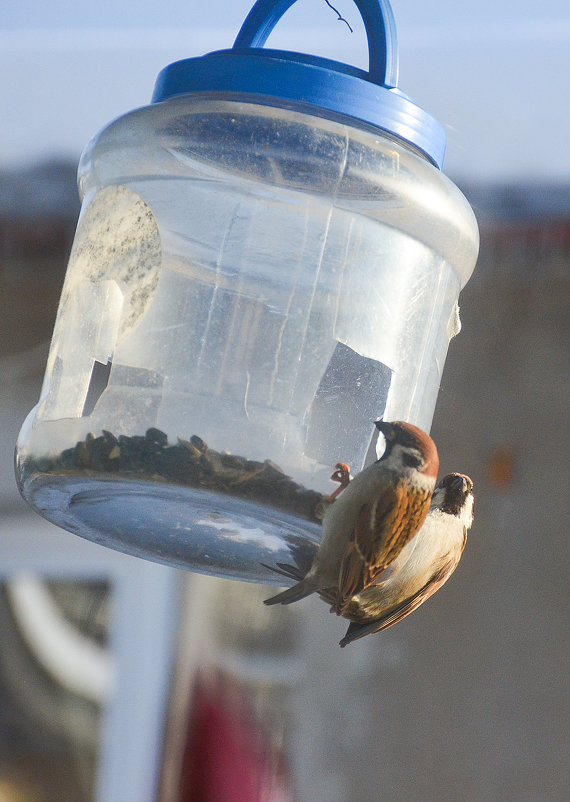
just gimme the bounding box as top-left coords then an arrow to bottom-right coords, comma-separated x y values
152,0 -> 446,168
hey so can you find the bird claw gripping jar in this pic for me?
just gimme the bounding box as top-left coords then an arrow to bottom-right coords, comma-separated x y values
15,0 -> 479,580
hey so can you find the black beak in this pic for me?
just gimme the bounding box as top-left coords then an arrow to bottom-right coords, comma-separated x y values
374,420 -> 394,440
451,475 -> 468,494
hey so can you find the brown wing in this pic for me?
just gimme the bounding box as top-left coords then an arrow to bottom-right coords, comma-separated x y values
339,559 -> 458,646
335,483 -> 432,613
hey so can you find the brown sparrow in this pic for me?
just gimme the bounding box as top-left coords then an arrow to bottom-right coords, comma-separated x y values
336,472 -> 474,646
264,420 -> 439,614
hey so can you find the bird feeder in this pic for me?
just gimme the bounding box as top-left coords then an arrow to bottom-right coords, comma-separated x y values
15,0 -> 479,581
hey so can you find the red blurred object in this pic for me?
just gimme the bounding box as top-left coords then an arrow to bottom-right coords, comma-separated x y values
178,670 -> 292,802
487,444 -> 515,489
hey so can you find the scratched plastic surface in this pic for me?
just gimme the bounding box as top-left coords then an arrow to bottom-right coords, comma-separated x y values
16,98 -> 478,579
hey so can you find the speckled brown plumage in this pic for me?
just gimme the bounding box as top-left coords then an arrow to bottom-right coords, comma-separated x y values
335,480 -> 433,614
338,561 -> 457,646
263,420 -> 439,613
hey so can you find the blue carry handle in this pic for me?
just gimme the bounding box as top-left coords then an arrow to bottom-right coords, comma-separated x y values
234,0 -> 399,88
151,0 -> 445,167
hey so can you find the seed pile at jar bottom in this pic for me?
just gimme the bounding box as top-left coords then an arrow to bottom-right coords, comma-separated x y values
26,427 -> 325,523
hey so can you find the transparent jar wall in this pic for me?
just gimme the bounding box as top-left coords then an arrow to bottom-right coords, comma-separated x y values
16,97 -> 479,578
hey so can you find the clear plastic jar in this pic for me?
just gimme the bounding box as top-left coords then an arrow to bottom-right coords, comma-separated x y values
15,95 -> 478,579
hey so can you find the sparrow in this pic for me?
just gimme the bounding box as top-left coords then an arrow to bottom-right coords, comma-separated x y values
264,420 -> 439,614
336,472 -> 474,646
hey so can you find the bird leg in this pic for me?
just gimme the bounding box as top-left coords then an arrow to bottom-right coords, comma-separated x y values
324,462 -> 351,502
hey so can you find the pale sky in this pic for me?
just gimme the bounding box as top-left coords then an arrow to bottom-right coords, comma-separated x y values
2,0 -> 569,182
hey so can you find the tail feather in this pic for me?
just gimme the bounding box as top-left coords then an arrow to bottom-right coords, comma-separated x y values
260,561 -> 304,582
339,619 -> 379,647
263,581 -> 314,606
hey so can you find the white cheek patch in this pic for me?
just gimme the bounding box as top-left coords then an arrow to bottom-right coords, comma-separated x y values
461,495 -> 475,528
375,432 -> 388,460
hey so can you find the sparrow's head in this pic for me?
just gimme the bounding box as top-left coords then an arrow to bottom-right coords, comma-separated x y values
374,420 -> 439,480
431,472 -> 474,527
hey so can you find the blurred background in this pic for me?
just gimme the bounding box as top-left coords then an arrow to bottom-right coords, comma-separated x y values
1,1 -> 569,800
